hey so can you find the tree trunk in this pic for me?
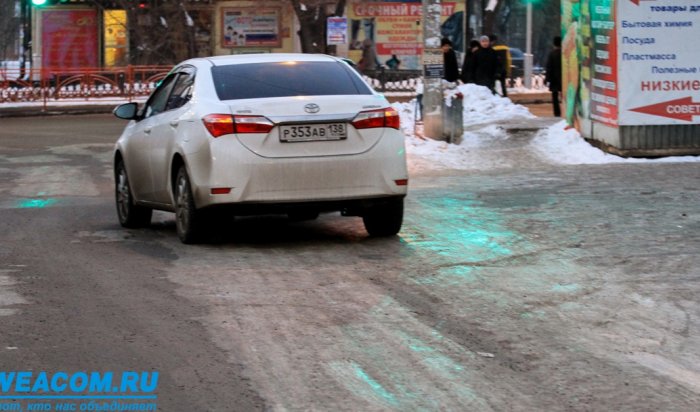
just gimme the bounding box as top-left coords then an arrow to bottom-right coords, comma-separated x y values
290,0 -> 346,54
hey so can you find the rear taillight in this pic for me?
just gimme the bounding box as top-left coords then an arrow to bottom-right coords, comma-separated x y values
233,115 -> 274,134
202,114 -> 274,137
352,107 -> 400,130
202,114 -> 234,138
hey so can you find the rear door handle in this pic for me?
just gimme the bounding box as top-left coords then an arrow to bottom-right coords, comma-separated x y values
144,127 -> 152,134
170,121 -> 179,128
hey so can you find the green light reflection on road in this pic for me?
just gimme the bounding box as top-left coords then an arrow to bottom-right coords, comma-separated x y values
350,362 -> 399,407
403,196 -> 517,262
17,198 -> 57,208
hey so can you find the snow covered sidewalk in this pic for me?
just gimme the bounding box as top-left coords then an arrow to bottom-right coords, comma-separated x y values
395,84 -> 700,174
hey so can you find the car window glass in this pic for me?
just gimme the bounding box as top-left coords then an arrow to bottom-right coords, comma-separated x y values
143,74 -> 178,118
167,68 -> 195,111
211,61 -> 373,101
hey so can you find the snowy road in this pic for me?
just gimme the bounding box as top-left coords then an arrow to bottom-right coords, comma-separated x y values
1,112 -> 700,411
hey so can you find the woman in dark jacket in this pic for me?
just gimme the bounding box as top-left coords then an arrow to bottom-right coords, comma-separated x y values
545,36 -> 563,116
472,35 -> 502,94
460,40 -> 481,84
441,38 -> 460,82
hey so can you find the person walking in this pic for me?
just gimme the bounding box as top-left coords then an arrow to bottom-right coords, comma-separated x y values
385,54 -> 401,70
489,34 -> 511,97
545,36 -> 563,117
460,39 -> 480,84
473,35 -> 501,94
441,38 -> 460,83
358,38 -> 380,74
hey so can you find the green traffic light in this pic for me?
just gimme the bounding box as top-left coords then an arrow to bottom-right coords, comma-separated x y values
31,0 -> 48,5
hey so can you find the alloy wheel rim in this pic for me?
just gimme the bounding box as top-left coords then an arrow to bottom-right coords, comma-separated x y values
117,168 -> 130,219
176,175 -> 189,232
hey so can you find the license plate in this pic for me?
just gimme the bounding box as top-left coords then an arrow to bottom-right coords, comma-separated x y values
279,123 -> 347,142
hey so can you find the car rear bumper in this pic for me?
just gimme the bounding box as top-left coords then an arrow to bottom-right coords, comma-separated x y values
203,195 -> 405,216
187,131 -> 408,208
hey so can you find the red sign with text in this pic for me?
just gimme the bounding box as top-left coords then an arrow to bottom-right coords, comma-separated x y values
42,10 -> 98,68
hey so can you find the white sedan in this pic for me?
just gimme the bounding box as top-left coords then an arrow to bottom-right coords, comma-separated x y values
113,54 -> 408,243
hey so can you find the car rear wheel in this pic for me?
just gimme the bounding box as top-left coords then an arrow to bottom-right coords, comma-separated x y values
175,166 -> 204,244
362,198 -> 404,237
115,160 -> 152,228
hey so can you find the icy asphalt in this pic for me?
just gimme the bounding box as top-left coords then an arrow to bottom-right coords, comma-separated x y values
0,105 -> 699,411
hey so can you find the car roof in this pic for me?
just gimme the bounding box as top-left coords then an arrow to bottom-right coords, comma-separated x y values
180,53 -> 341,67
509,48 -> 524,58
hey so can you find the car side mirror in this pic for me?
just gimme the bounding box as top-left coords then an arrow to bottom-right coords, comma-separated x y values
113,102 -> 139,120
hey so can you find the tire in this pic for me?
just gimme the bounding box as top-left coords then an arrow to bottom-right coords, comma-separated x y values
362,198 -> 404,237
174,166 -> 204,244
115,160 -> 152,228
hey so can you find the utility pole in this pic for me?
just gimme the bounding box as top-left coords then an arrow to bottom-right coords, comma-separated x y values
421,0 -> 443,139
524,1 -> 533,88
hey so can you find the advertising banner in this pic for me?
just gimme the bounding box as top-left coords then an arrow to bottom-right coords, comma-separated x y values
222,8 -> 281,48
562,0 -> 594,128
590,0 -> 618,126
327,17 -> 348,45
617,0 -> 700,125
347,1 -> 464,70
41,9 -> 98,68
103,10 -> 128,67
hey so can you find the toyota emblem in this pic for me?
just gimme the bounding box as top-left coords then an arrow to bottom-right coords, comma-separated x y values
304,103 -> 320,114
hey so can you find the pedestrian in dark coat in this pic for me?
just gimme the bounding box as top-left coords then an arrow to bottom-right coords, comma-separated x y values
358,38 -> 379,74
472,35 -> 501,94
489,34 -> 512,97
441,38 -> 460,83
545,36 -> 563,117
460,40 -> 481,84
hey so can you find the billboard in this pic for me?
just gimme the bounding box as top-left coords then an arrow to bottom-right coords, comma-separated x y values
41,9 -> 99,68
222,8 -> 281,48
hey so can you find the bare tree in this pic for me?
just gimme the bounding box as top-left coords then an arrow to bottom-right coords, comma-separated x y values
290,0 -> 346,54
89,0 -> 206,65
477,0 -> 560,65
0,0 -> 20,62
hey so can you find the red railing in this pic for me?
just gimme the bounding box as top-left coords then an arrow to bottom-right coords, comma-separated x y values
0,65 -> 173,108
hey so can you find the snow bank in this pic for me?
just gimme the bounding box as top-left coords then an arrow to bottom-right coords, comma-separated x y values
393,83 -> 700,172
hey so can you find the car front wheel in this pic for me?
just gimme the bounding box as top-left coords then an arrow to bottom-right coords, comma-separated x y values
175,166 -> 204,244
115,160 -> 152,228
362,198 -> 404,237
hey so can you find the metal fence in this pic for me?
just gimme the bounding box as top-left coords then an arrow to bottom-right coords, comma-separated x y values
362,68 -> 547,94
0,65 -> 172,107
0,65 -> 548,110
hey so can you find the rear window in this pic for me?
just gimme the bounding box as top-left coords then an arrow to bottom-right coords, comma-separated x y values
211,61 -> 373,100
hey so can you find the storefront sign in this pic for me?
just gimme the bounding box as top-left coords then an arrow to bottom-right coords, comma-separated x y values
590,0 -> 618,126
347,1 -> 463,70
618,0 -> 700,125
